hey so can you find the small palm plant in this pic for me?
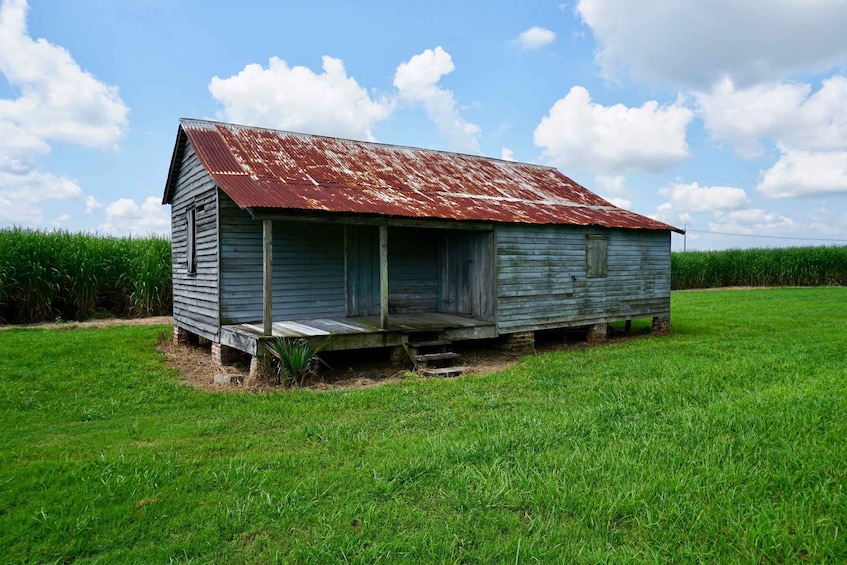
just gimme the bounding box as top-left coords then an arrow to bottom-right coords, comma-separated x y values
264,336 -> 331,386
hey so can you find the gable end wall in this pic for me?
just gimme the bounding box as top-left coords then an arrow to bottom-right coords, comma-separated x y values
170,140 -> 220,340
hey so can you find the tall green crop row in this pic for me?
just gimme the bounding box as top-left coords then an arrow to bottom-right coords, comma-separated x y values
672,246 -> 847,289
0,228 -> 172,324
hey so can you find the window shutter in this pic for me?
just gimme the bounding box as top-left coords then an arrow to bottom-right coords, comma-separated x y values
586,235 -> 608,277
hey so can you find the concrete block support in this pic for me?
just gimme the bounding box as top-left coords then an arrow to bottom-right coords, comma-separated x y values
212,342 -> 242,366
504,331 -> 535,354
389,346 -> 409,368
587,323 -> 608,343
652,316 -> 672,335
249,354 -> 274,381
173,325 -> 190,346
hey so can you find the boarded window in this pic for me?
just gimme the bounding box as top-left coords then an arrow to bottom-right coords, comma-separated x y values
585,235 -> 607,277
187,207 -> 197,274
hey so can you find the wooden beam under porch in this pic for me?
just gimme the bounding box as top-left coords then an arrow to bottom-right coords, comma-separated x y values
220,313 -> 497,356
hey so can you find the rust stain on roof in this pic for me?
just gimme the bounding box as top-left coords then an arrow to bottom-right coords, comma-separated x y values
167,118 -> 682,232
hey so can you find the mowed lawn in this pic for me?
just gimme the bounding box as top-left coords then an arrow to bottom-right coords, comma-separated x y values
1,289 -> 845,563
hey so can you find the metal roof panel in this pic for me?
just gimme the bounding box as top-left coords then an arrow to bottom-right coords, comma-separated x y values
173,118 -> 682,232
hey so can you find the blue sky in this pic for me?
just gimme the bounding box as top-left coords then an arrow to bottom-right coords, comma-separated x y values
1,0 -> 846,250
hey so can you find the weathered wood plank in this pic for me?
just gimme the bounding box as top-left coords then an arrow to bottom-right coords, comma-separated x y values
379,224 -> 389,329
262,219 -> 273,336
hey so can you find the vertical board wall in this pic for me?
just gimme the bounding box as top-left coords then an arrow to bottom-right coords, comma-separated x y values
388,227 -> 440,314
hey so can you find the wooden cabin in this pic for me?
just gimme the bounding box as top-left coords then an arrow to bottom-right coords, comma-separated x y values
162,119 -> 683,375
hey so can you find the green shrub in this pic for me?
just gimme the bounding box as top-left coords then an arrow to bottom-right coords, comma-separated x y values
264,336 -> 331,386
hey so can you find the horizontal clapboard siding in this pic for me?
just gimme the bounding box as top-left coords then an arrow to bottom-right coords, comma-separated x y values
170,139 -> 220,340
496,225 -> 671,333
219,194 -> 346,323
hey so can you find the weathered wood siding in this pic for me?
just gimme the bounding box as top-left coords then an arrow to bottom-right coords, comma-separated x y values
345,225 -> 379,316
496,225 -> 671,333
440,230 -> 495,320
219,195 -> 346,323
170,140 -> 220,340
388,227 -> 440,314
346,226 -> 494,317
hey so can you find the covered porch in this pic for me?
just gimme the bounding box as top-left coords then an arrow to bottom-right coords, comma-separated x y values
220,215 -> 497,350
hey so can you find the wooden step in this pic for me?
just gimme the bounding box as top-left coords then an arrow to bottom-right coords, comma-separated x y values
414,352 -> 461,363
422,366 -> 468,377
408,340 -> 451,348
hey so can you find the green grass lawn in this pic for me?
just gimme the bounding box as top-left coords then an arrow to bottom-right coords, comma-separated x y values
1,288 -> 845,563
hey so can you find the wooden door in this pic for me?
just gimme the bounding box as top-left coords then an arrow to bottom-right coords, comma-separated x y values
440,230 -> 494,319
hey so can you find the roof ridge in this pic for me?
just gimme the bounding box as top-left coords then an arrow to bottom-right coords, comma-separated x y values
178,117 -> 558,171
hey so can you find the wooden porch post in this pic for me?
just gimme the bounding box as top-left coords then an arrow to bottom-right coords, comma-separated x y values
379,224 -> 388,329
263,219 -> 273,337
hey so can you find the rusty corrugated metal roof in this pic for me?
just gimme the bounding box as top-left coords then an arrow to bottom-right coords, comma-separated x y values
165,118 -> 682,232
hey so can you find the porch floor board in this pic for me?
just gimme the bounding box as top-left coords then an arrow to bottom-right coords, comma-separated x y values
221,313 -> 497,355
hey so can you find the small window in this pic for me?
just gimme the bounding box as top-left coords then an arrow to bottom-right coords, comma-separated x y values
186,208 -> 197,274
586,234 -> 607,277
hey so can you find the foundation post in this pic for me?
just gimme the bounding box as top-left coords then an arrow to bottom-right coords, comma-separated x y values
212,342 -> 242,366
249,353 -> 274,381
587,323 -> 608,343
173,325 -> 189,346
390,346 -> 409,368
504,331 -> 535,354
652,316 -> 672,335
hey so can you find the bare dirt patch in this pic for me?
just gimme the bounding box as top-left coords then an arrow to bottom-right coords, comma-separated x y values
157,337 -> 524,393
158,326 -> 650,393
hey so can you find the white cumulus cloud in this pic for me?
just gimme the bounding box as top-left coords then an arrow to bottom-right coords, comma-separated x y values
697,75 -> 847,158
209,55 -> 394,141
0,0 -> 128,147
534,86 -> 692,174
593,174 -> 632,209
696,75 -> 847,198
514,27 -> 556,50
85,195 -> 102,214
0,169 -> 81,226
655,181 -> 748,224
594,174 -> 626,196
101,197 -> 170,237
709,208 -> 796,235
695,78 -> 810,159
501,147 -> 515,161
604,196 -> 632,210
575,0 -> 847,89
394,46 -> 481,153
757,150 -> 847,199
0,0 -> 128,228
